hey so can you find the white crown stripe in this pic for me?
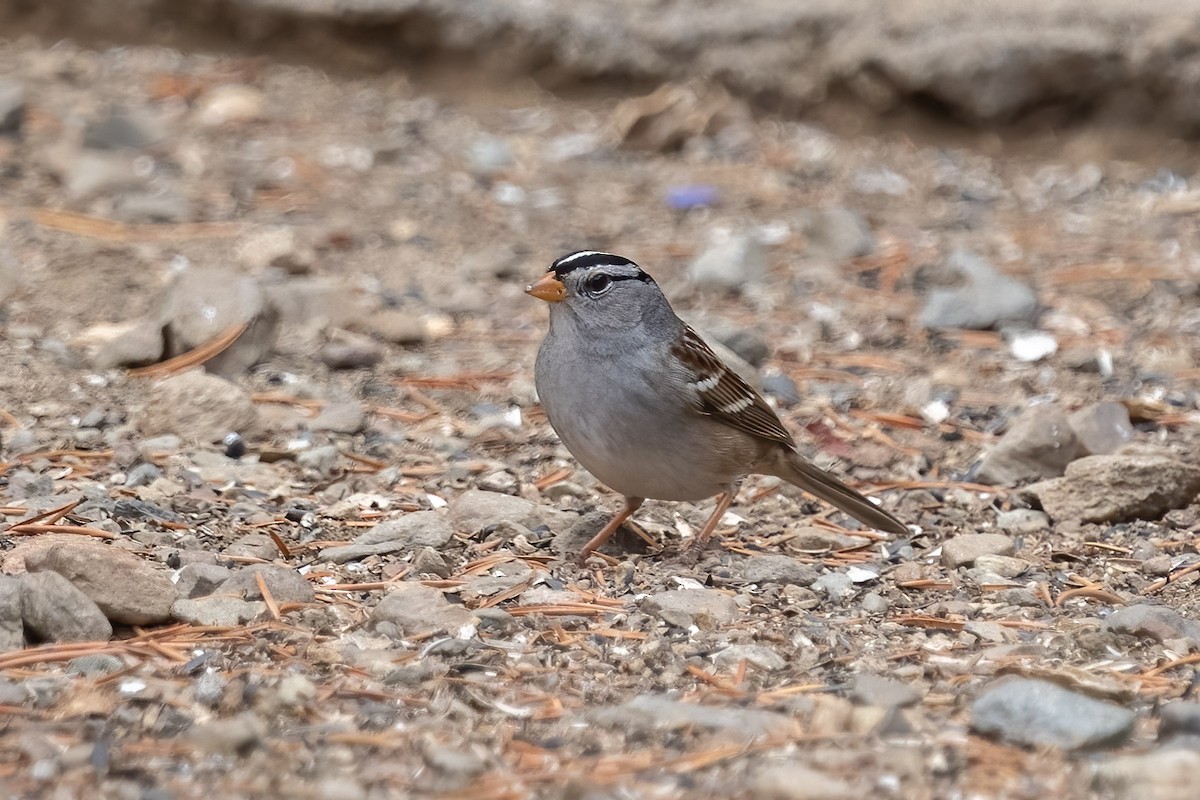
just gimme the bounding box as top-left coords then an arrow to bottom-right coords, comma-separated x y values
554,250 -> 610,266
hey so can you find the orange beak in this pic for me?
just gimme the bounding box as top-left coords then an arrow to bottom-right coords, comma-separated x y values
525,273 -> 567,303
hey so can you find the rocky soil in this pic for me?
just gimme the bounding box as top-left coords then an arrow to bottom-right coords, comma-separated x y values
2,2 -> 1200,798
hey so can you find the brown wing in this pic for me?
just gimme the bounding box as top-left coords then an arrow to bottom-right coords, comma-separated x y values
670,325 -> 796,448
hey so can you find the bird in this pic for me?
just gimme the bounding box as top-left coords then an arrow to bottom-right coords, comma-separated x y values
526,250 -> 907,562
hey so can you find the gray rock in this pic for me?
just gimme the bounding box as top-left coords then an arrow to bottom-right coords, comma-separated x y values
171,597 -> 267,626
970,676 -> 1135,749
451,489 -> 545,533
1159,702 -> 1200,741
136,371 -> 259,443
641,588 -> 739,629
0,576 -> 23,651
160,267 -> 279,378
125,462 -> 164,488
467,134 -> 513,174
799,207 -> 874,261
364,309 -> 427,345
411,547 -> 452,578
176,563 -> 234,598
25,541 -> 176,625
995,508 -> 1050,534
860,591 -> 890,615
237,226 -> 314,273
1023,454 -> 1200,523
421,739 -> 488,780
215,565 -> 315,605
311,400 -> 367,434
368,583 -> 477,638
0,78 -> 24,135
1103,605 -> 1200,648
591,694 -> 795,741
852,167 -> 910,196
223,533 -> 279,560
752,762 -> 860,800
66,654 -> 126,676
812,572 -> 855,601
1092,747 -> 1200,799
91,319 -> 165,369
1069,401 -> 1133,456
734,555 -> 820,586
849,673 -> 922,708
20,572 -> 113,642
974,554 -> 1030,579
193,670 -> 227,706
318,337 -> 382,370
976,404 -> 1079,485
687,230 -> 769,288
320,511 -> 454,563
942,534 -> 1015,569
919,250 -> 1037,330
187,711 -> 266,755
297,445 -> 340,475
713,644 -> 787,672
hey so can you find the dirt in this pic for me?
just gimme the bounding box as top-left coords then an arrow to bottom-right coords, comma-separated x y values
1,2 -> 1200,798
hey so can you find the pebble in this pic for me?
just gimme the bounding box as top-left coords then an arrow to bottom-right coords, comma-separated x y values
812,572 -> 855,602
297,445 -> 340,476
734,555 -> 820,587
310,400 -> 367,434
641,588 -> 739,629
0,576 -> 24,651
1023,454 -> 1200,523
1068,401 -> 1134,456
197,85 -> 264,126
215,565 -> 316,605
187,712 -> 267,755
319,511 -> 454,563
995,508 -> 1050,534
25,541 -> 177,625
171,597 -> 267,626
687,229 -> 769,288
160,266 -> 278,377
89,319 -> 165,369
318,338 -> 383,369
859,591 -> 890,615
973,554 -> 1030,579
1159,702 -> 1200,740
136,371 -> 259,444
591,694 -> 796,741
175,563 -> 234,598
713,644 -> 787,672
665,184 -> 719,209
223,533 -> 280,560
849,673 -> 922,708
66,654 -> 126,677
798,207 -> 874,261
368,583 -> 478,639
852,167 -> 910,196
275,674 -> 316,706
450,489 -> 547,534
365,309 -> 428,345
751,762 -> 860,800
192,670 -> 227,707
466,134 -> 513,174
0,78 -> 24,135
975,404 -> 1079,485
970,676 -> 1135,749
20,572 -> 113,642
919,250 -> 1037,330
124,462 -> 164,488
237,227 -> 314,273
942,534 -> 1015,569
1092,748 -> 1200,800
408,547 -> 451,578
762,371 -> 802,407
1103,604 -> 1200,648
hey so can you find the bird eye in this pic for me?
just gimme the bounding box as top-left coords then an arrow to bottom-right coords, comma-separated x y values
584,273 -> 613,295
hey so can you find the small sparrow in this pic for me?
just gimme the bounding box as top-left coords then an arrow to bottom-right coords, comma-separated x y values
528,250 -> 906,561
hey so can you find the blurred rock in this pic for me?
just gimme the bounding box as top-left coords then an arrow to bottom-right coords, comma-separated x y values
995,508 -> 1050,534
451,489 -> 547,534
25,541 -> 176,625
137,370 -> 259,443
311,400 -> 366,434
1023,454 -> 1200,523
368,583 -> 477,638
752,762 -> 860,800
942,534 -> 1015,568
1068,401 -> 1133,456
172,596 -> 266,626
976,404 -> 1079,485
83,107 -> 162,150
466,135 -> 513,174
318,335 -> 382,370
1103,605 -> 1200,648
642,588 -> 738,629
852,168 -> 910,196
176,563 -> 233,599
238,227 -> 316,274
687,229 -> 769,289
612,80 -> 749,152
1158,702 -> 1200,740
0,79 -> 25,136
160,267 -> 279,377
363,309 -> 428,345
850,673 -> 922,708
919,250 -> 1037,329
970,676 -> 1135,749
197,85 -> 264,126
20,572 -> 113,643
215,565 -> 316,605
713,644 -> 786,672
591,694 -> 795,740
799,207 -> 874,261
1093,749 -> 1200,800
1008,330 -> 1057,362
733,555 -> 819,587
0,576 -> 23,651
85,320 -> 165,370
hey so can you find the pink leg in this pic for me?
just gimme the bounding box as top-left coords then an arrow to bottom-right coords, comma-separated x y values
579,497 -> 644,563
690,491 -> 735,549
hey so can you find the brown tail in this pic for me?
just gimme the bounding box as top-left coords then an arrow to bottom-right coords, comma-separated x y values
768,449 -> 908,534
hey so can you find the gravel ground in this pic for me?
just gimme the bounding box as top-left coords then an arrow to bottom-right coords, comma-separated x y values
2,8 -> 1200,800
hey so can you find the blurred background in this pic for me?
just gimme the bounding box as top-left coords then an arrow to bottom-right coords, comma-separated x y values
3,1 -> 1200,797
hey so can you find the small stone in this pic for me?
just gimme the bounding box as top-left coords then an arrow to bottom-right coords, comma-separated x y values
849,673 -> 922,708
642,588 -> 739,629
852,167 -> 910,196
1093,749 -> 1200,800
860,591 -> 890,615
223,533 -> 280,560
20,572 -> 113,643
275,674 -> 316,706
297,445 -> 340,475
752,762 -> 859,800
319,337 -> 382,369
919,250 -> 1037,330
237,227 -> 314,273
970,676 -> 1135,749
812,572 -> 855,602
136,371 -> 259,444
0,79 -> 25,136
125,462 -> 164,488
942,534 -> 1015,569
976,404 -> 1080,486
799,207 -> 874,261
89,319 -> 165,369
187,711 -> 267,754
161,267 -> 278,378
687,229 -> 769,288
311,400 -> 367,434
365,309 -> 427,345
215,565 -> 315,605
171,597 -> 267,626
733,555 -> 820,587
1008,330 -> 1058,362
1159,702 -> 1200,740
1104,605 -> 1200,648
591,694 -> 795,741
762,371 -> 801,407
0,576 -> 23,651
197,85 -> 264,126
411,547 -> 451,578
1069,402 -> 1133,456
25,541 -> 177,625
466,135 -> 513,174
713,644 -> 786,672
995,509 -> 1050,534
1023,455 -> 1200,524
368,583 -> 477,638
974,554 -> 1030,579
193,671 -> 227,707
66,654 -> 126,677
421,739 -> 488,780
319,512 -> 454,564
451,490 -> 546,534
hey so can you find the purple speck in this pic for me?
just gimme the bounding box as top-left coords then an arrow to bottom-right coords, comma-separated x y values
666,184 -> 719,210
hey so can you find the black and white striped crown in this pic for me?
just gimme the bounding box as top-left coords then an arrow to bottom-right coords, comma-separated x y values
549,250 -> 650,281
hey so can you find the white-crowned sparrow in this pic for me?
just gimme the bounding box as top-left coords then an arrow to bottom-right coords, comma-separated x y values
527,250 -> 907,561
